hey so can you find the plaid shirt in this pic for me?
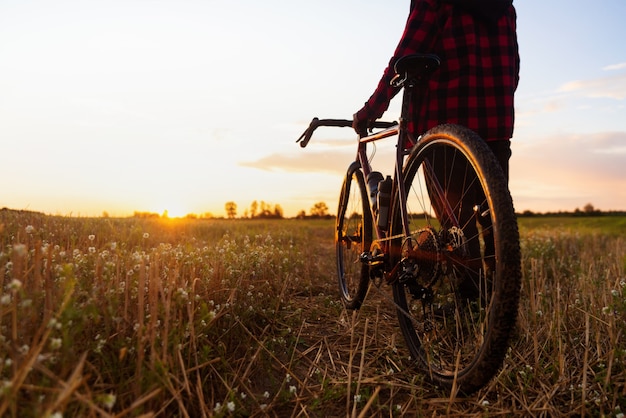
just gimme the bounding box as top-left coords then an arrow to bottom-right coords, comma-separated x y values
355,0 -> 519,142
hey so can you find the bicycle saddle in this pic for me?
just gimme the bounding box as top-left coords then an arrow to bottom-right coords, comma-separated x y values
393,53 -> 440,84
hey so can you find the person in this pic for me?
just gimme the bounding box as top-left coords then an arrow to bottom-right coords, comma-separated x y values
352,0 -> 519,181
353,0 -> 520,301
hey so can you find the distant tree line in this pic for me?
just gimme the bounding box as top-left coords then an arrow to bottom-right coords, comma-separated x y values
517,203 -> 626,217
129,202 -> 625,220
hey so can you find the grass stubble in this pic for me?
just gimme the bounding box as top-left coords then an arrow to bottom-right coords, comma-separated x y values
0,210 -> 625,417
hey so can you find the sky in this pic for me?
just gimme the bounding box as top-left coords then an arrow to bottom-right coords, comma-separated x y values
1,0 -> 625,218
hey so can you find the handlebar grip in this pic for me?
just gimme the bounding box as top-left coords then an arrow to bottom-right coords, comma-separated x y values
296,117 -> 319,148
296,118 -> 397,148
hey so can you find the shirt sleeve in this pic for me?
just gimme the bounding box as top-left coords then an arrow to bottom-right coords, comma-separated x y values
356,0 -> 440,121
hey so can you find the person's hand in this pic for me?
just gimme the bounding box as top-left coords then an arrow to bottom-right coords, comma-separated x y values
352,112 -> 371,137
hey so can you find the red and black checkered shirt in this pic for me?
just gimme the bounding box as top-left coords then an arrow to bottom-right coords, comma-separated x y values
355,0 -> 519,142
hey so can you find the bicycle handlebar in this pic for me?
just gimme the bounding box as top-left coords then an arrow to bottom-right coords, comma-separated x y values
296,117 -> 397,148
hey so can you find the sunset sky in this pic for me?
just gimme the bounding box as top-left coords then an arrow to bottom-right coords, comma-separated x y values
1,0 -> 625,218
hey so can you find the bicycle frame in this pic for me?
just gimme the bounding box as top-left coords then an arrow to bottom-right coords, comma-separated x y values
357,82 -> 415,248
295,53 -> 446,265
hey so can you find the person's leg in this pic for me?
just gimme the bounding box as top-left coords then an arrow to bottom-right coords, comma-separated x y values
427,140 -> 511,301
487,140 -> 511,182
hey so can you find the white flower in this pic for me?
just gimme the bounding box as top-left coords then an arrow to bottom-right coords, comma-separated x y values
12,244 -> 27,257
143,233 -> 150,239
1,294 -> 11,305
263,391 -> 270,399
481,400 -> 490,406
602,306 -> 611,315
226,401 -> 235,412
9,279 -> 22,291
289,385 -> 297,394
611,289 -> 620,297
49,338 -> 62,350
213,402 -> 222,413
1,380 -> 12,395
100,393 -> 116,410
88,234 -> 95,241
25,225 -> 35,234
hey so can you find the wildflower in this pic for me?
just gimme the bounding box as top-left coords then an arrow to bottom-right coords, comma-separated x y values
25,225 -> 35,234
213,403 -> 222,413
481,400 -> 490,406
289,385 -> 297,394
143,232 -> 149,239
88,234 -> 95,241
49,338 -> 62,350
602,306 -> 611,315
285,373 -> 291,383
207,310 -> 216,322
12,244 -> 27,257
8,279 -> 22,291
226,401 -> 235,412
1,294 -> 10,305
354,394 -> 362,403
611,289 -> 620,297
47,318 -> 62,330
88,247 -> 96,254
263,391 -> 270,399
1,380 -> 12,395
100,393 -> 116,410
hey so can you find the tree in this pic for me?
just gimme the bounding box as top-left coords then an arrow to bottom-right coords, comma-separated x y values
225,201 -> 237,219
310,202 -> 329,218
583,203 -> 595,214
273,204 -> 284,219
250,200 -> 258,218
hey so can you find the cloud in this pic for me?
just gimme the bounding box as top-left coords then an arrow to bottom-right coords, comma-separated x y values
239,149 -> 353,175
558,72 -> 626,100
603,62 -> 626,71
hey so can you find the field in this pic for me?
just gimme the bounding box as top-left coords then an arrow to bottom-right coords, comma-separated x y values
1,210 -> 625,417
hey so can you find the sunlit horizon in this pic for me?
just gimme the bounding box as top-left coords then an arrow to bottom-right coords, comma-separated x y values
2,0 -> 625,219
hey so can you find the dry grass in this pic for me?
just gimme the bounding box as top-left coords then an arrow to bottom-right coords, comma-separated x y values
0,210 -> 625,417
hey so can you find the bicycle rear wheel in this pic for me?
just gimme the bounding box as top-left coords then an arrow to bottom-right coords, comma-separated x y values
336,161 -> 372,309
390,124 -> 521,394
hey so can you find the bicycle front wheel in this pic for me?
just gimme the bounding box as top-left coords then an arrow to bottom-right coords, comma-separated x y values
390,124 -> 521,394
336,161 -> 372,309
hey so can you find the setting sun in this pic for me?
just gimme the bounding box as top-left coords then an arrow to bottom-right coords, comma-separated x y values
151,205 -> 191,219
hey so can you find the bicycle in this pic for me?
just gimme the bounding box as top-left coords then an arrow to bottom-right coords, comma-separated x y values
296,53 -> 521,394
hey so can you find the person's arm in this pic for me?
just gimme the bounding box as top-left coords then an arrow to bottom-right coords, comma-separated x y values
353,0 -> 440,130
